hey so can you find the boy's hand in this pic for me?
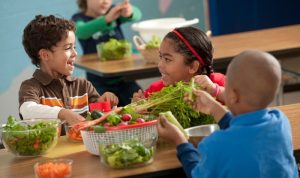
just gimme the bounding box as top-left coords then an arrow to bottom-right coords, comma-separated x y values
157,116 -> 188,145
184,90 -> 227,122
58,109 -> 86,126
121,0 -> 132,17
100,92 -> 119,106
131,89 -> 144,103
194,75 -> 216,96
105,5 -> 123,23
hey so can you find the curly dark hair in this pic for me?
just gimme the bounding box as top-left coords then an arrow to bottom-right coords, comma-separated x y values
164,26 -> 214,76
22,15 -> 76,67
77,0 -> 87,12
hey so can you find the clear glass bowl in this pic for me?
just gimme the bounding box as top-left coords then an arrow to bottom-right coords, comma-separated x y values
1,118 -> 61,157
96,39 -> 132,61
34,159 -> 73,178
98,137 -> 157,169
64,124 -> 83,143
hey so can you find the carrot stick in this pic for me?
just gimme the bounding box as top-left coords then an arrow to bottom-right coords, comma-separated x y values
73,107 -> 123,130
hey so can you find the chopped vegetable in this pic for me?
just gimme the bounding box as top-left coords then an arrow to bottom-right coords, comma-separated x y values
91,110 -> 104,120
120,105 -> 144,120
107,113 -> 122,126
188,78 -> 195,101
85,112 -> 93,120
66,127 -> 82,142
98,39 -> 131,60
2,116 -> 59,156
145,35 -> 161,49
92,125 -> 106,133
127,81 -> 215,128
35,161 -> 72,178
159,111 -> 189,139
136,118 -> 145,123
121,114 -> 132,122
73,107 -> 123,130
99,139 -> 154,168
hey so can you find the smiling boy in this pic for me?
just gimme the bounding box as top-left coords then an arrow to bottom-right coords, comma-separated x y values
19,15 -> 118,125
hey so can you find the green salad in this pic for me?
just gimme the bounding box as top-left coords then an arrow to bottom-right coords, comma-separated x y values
98,39 -> 132,61
145,35 -> 161,49
99,139 -> 154,168
2,116 -> 59,156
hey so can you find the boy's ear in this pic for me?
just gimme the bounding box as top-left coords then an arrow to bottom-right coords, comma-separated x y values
228,87 -> 239,105
188,60 -> 200,74
38,49 -> 49,61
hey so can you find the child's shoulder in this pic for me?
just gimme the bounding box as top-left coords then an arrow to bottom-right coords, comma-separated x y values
71,12 -> 91,22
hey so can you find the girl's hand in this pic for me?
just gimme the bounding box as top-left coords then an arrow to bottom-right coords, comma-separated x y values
194,75 -> 216,96
105,5 -> 123,23
157,116 -> 188,145
121,0 -> 132,17
100,92 -> 119,106
131,89 -> 144,103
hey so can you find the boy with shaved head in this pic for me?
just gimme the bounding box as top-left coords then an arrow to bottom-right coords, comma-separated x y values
157,50 -> 298,178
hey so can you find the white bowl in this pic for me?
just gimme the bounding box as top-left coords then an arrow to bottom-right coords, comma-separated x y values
131,18 -> 199,42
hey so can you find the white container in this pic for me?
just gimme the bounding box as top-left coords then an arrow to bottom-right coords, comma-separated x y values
131,18 -> 199,42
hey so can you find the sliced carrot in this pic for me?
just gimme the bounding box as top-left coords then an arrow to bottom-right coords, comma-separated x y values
35,162 -> 71,178
67,127 -> 82,141
33,139 -> 40,150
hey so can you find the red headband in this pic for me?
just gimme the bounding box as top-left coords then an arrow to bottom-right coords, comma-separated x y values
172,29 -> 205,66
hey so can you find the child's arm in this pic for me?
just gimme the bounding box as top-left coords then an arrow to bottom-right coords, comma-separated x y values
75,17 -> 114,39
58,108 -> 86,125
119,4 -> 142,23
74,4 -> 141,40
74,5 -> 124,40
194,75 -> 225,103
20,101 -> 85,126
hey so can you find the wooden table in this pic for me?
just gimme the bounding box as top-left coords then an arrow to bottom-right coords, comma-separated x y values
74,54 -> 160,80
75,24 -> 300,78
0,139 -> 182,178
276,103 -> 300,151
1,103 -> 300,178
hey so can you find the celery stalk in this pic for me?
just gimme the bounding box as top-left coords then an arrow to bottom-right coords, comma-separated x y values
159,111 -> 189,139
188,78 -> 195,101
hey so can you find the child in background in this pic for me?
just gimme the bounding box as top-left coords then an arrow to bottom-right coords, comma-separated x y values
132,26 -> 225,102
72,0 -> 142,106
20,15 -> 118,126
157,50 -> 298,178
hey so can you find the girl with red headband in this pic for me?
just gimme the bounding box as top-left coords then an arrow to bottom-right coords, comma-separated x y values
132,26 -> 225,102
